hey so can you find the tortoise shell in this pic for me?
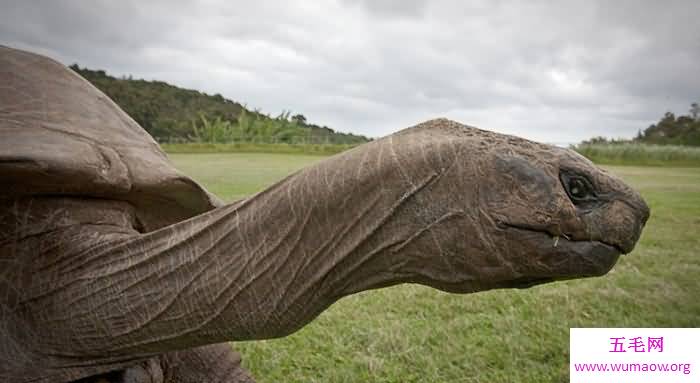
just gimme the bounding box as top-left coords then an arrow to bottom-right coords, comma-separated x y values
0,46 -> 221,231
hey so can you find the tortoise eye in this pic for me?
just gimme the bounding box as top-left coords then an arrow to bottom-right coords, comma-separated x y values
560,172 -> 596,204
568,177 -> 588,199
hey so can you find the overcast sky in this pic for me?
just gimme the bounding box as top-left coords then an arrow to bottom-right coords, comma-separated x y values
1,0 -> 698,143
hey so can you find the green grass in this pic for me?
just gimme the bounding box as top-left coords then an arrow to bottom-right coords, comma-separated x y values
575,143 -> 700,167
163,142 -> 359,156
166,142 -> 700,167
170,153 -> 325,201
170,153 -> 700,383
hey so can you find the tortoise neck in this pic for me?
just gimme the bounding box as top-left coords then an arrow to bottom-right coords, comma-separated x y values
17,136 -> 477,356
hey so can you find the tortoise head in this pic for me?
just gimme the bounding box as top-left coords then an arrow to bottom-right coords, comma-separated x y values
391,120 -> 650,292
478,144 -> 650,289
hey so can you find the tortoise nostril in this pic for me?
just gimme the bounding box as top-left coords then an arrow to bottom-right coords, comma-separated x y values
601,198 -> 648,255
617,195 -> 651,229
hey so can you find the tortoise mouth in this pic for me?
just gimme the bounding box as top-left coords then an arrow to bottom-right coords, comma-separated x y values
497,223 -> 622,286
498,221 -> 626,254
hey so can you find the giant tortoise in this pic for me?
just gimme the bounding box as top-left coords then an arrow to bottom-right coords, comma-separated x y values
0,46 -> 649,382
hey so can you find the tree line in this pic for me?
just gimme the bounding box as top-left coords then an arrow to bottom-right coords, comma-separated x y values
70,65 -> 369,145
583,103 -> 700,146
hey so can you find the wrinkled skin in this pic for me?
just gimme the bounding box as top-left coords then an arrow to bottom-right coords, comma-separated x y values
0,47 -> 650,383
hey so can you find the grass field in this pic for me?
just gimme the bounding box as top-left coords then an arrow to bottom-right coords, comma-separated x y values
162,142 -> 360,156
574,143 -> 700,167
170,153 -> 700,383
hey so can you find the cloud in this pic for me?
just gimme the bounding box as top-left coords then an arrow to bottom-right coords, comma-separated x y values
1,0 -> 698,143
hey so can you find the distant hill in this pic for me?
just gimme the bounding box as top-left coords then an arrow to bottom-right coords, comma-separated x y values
69,65 -> 369,145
